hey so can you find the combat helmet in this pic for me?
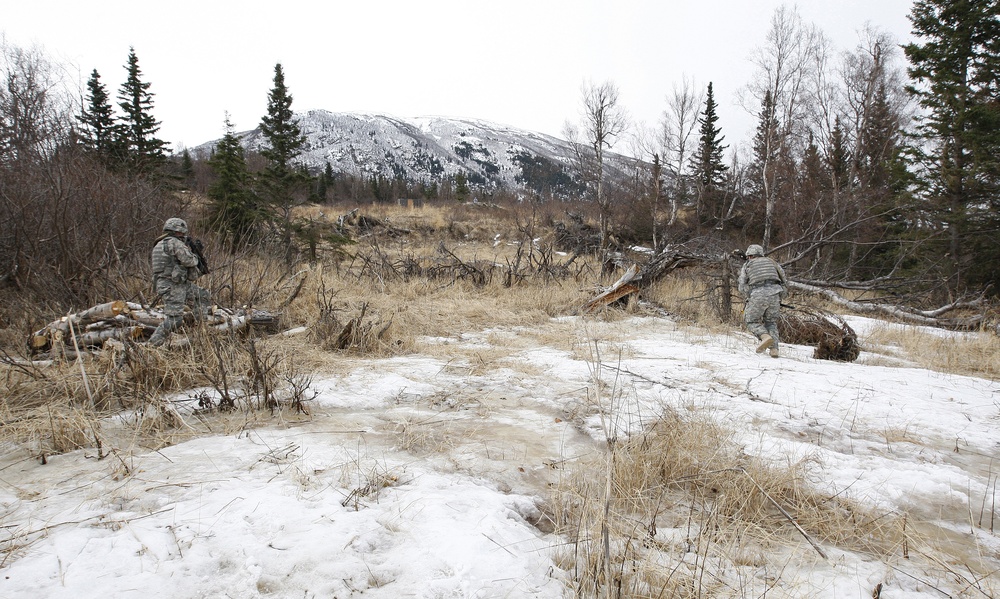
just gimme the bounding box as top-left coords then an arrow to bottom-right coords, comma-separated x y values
163,217 -> 188,235
746,244 -> 764,257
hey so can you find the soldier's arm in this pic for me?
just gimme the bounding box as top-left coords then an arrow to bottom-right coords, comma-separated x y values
167,237 -> 200,269
737,265 -> 750,297
774,262 -> 788,285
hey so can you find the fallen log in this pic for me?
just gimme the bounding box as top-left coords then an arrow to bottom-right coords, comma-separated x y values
788,281 -> 990,331
581,265 -> 640,313
28,301 -> 282,357
31,300 -> 130,341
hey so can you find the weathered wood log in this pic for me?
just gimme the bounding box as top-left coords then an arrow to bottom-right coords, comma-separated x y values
788,281 -> 989,331
32,300 -> 130,338
28,301 -> 282,356
582,265 -> 640,313
77,326 -> 145,347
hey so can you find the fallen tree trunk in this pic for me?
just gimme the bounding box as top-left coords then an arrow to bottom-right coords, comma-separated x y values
581,265 -> 640,313
788,281 -> 989,331
595,247 -> 996,333
29,301 -> 282,358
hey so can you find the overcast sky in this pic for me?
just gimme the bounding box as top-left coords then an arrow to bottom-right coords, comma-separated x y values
4,0 -> 916,154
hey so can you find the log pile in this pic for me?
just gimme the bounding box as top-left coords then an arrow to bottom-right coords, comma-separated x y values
28,301 -> 280,359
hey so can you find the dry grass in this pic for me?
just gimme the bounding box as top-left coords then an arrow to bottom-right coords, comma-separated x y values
861,321 -> 1000,379
547,403 -> 908,597
2,200 -> 999,595
0,200 -> 599,457
644,276 -> 736,331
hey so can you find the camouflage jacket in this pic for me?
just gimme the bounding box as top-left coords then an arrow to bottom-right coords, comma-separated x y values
152,234 -> 200,284
738,257 -> 787,298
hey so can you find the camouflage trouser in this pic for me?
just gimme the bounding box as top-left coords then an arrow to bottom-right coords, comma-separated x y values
149,277 -> 211,346
744,291 -> 781,348
154,277 -> 210,317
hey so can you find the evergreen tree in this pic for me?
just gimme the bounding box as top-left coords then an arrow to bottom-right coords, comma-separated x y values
207,115 -> 261,244
855,83 -> 899,192
904,0 -> 1000,292
689,82 -> 729,228
454,172 -> 470,202
315,172 -> 327,202
258,63 -> 306,263
180,148 -> 194,182
827,118 -> 850,193
116,47 -> 168,175
324,162 -> 335,187
77,69 -> 120,163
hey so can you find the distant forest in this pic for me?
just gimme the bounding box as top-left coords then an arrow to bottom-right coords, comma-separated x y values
1,0 -> 999,313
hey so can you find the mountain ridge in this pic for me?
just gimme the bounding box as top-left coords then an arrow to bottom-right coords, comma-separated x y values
194,110 -> 618,196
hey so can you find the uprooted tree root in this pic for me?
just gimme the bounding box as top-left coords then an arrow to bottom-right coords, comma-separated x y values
778,306 -> 861,362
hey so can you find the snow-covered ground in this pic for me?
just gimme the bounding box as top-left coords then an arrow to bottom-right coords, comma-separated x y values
1,313 -> 998,598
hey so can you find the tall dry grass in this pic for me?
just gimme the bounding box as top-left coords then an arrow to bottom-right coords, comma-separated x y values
3,199 -> 997,456
546,382 -> 911,598
861,321 -> 1000,380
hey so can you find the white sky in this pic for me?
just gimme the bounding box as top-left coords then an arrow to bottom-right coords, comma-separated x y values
3,0 -> 915,153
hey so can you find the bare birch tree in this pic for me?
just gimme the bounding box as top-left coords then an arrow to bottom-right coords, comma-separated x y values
660,76 -> 703,227
740,5 -> 825,250
577,80 -> 629,254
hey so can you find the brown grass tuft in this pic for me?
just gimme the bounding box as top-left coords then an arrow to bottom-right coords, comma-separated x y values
548,404 -> 905,597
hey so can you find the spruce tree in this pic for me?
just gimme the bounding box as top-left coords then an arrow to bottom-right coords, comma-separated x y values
116,47 -> 168,175
689,82 -> 728,228
454,172 -> 470,202
208,116 -> 260,244
258,63 -> 306,263
904,0 -> 1000,292
77,69 -> 120,164
827,118 -> 850,193
180,149 -> 194,182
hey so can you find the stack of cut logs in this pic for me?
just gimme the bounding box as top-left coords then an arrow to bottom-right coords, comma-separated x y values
28,301 -> 279,359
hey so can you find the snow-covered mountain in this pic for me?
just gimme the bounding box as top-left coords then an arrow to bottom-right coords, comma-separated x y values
197,110 -> 609,194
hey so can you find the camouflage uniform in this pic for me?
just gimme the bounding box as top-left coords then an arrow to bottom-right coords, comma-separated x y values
738,245 -> 787,354
148,218 -> 210,346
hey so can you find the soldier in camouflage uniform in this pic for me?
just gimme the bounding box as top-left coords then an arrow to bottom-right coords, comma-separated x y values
737,244 -> 787,358
148,218 -> 211,347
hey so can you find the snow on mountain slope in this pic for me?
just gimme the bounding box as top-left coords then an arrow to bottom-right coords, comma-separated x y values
197,110 -> 621,194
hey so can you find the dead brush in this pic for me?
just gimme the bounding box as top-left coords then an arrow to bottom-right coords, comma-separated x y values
549,406 -> 906,597
308,272 -> 403,355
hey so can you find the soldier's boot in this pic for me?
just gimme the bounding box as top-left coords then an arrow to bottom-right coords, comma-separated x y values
769,346 -> 779,358
149,315 -> 182,347
756,334 -> 774,354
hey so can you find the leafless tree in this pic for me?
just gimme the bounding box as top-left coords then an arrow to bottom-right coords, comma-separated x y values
740,5 -> 826,250
660,76 -> 703,227
574,80 -> 629,254
0,37 -> 73,164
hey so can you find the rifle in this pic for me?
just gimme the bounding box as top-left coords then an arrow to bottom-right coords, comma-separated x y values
185,236 -> 210,275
